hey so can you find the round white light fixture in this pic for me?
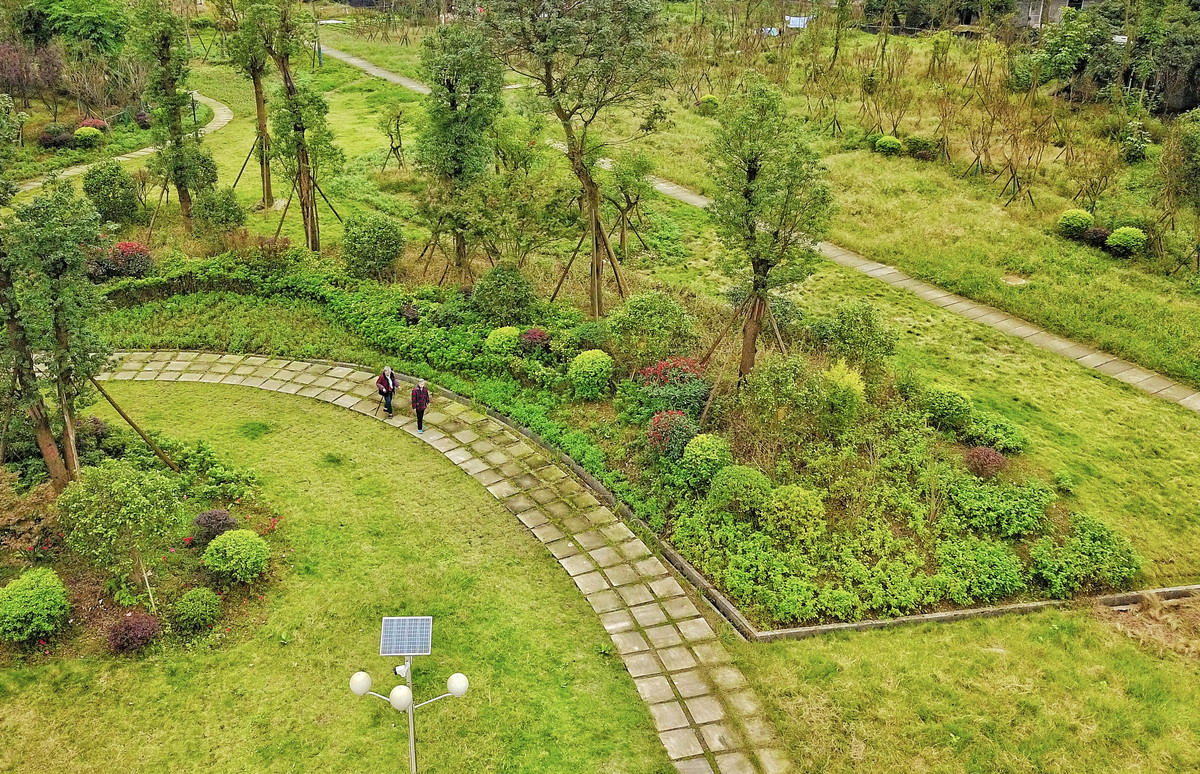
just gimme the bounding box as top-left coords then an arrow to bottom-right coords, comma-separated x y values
447,673 -> 469,698
349,671 -> 372,697
389,684 -> 414,712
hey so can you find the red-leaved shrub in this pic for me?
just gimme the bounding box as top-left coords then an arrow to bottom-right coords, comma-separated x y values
647,410 -> 699,461
965,447 -> 1006,479
78,117 -> 109,132
519,327 -> 551,353
635,358 -> 705,386
89,242 -> 152,282
108,611 -> 160,654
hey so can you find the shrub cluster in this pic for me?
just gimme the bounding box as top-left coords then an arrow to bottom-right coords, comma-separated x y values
607,293 -> 698,371
0,567 -> 70,643
519,327 -> 551,354
1058,208 -> 1147,258
174,587 -> 221,631
471,265 -> 537,326
484,326 -> 521,356
203,529 -> 270,584
706,465 -> 772,519
936,536 -> 1026,605
964,446 -> 1006,479
949,477 -> 1055,537
83,161 -> 142,225
37,122 -> 73,148
568,350 -> 614,401
89,242 -> 152,282
1031,514 -> 1142,598
108,611 -> 160,654
678,434 -> 733,490
342,212 -> 405,281
646,410 -> 698,461
194,187 -> 247,235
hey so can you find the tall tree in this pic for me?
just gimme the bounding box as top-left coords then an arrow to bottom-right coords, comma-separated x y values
224,0 -> 274,208
248,0 -> 323,250
0,183 -> 108,489
2,184 -> 109,478
134,0 -> 216,230
706,73 -> 834,379
417,22 -> 504,281
481,0 -> 673,316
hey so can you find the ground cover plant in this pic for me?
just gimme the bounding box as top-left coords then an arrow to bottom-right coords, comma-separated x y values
0,382 -> 670,772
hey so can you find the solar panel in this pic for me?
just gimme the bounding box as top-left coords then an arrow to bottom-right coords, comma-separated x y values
379,616 -> 433,657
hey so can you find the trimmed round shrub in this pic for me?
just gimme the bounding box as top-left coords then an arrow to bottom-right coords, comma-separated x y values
606,292 -> 699,371
1031,514 -> 1142,598
963,411 -> 1027,454
554,321 -> 610,360
874,135 -> 903,156
73,126 -> 104,149
108,611 -> 160,654
706,465 -> 772,520
0,568 -> 70,643
204,529 -> 270,583
471,265 -> 536,326
696,94 -> 720,116
1082,226 -> 1112,248
936,536 -> 1026,605
342,212 -> 406,280
88,241 -> 152,282
1057,209 -> 1094,240
964,446 -> 1006,479
923,387 -> 973,432
904,136 -> 940,161
484,326 -> 521,356
764,486 -> 825,545
519,327 -> 551,354
679,434 -> 733,490
568,350 -> 615,400
82,161 -> 141,225
194,186 -> 247,234
1106,227 -> 1147,257
647,410 -> 698,461
193,509 -> 237,544
174,587 -> 221,631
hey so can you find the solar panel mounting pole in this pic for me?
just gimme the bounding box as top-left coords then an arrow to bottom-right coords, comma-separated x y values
404,655 -> 417,774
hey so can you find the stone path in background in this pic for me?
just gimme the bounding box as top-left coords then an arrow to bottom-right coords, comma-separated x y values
99,350 -> 789,774
17,93 -> 235,194
322,45 -> 1200,415
320,45 -> 431,95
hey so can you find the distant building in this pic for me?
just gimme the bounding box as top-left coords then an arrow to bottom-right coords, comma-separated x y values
1016,0 -> 1099,28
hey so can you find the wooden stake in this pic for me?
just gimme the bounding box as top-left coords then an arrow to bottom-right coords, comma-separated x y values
275,180 -> 297,240
89,377 -> 180,473
314,181 -> 343,223
765,301 -> 788,355
550,232 -> 587,303
700,296 -> 751,367
232,136 -> 259,190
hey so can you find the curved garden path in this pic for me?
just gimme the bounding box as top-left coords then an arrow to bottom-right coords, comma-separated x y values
99,350 -> 789,774
16,93 -> 235,194
320,44 -> 1200,416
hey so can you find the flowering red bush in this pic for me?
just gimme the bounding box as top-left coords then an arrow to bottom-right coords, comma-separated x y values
965,447 -> 1006,479
635,358 -> 705,386
519,327 -> 551,353
88,242 -> 152,282
108,611 -> 160,654
78,117 -> 109,132
647,410 -> 699,461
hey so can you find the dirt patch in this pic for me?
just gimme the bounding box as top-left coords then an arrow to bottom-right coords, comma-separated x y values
1095,593 -> 1200,660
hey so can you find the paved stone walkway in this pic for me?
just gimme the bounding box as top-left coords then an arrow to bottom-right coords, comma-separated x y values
17,93 -> 235,194
99,350 -> 789,774
322,45 -> 1200,415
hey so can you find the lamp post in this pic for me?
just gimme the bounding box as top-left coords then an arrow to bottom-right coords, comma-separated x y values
349,659 -> 469,774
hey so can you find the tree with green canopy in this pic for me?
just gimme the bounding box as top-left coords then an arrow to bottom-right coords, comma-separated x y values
480,0 -> 673,316
221,0 -> 275,208
417,21 -> 503,281
706,72 -> 834,379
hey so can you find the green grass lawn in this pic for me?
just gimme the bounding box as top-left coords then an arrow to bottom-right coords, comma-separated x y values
0,382 -> 671,773
733,606 -> 1200,773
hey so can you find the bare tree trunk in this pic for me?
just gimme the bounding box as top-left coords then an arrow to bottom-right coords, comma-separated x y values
53,317 -> 79,477
252,69 -> 273,206
739,293 -> 766,380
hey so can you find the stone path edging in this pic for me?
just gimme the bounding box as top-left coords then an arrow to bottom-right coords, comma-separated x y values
320,44 -> 1200,415
17,92 -> 235,194
100,350 -> 789,774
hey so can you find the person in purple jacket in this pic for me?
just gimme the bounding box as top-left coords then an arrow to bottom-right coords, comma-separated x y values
411,379 -> 430,434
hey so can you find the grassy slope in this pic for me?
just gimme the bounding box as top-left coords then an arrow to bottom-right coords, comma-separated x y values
0,382 -> 670,774
733,607 -> 1200,773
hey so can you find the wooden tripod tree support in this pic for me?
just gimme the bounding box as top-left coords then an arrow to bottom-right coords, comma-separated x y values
275,179 -> 298,240
90,377 -> 180,473
550,232 -> 588,303
314,182 -> 343,223
232,136 -> 260,190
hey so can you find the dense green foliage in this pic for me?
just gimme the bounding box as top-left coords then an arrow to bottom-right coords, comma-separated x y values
0,568 -> 70,643
341,212 -> 405,280
568,350 -> 614,400
1058,209 -> 1095,239
82,161 -> 141,225
203,529 -> 270,584
173,587 -> 221,631
471,264 -> 536,326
